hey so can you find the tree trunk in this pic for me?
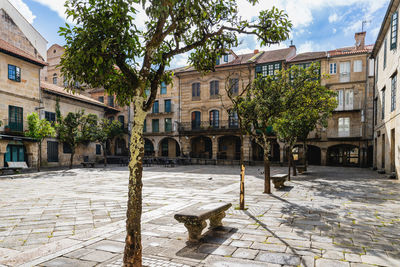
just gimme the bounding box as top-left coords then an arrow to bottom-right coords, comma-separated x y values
292,150 -> 297,177
37,141 -> 41,172
287,146 -> 291,181
102,144 -> 108,167
239,135 -> 245,210
263,141 -> 271,194
303,141 -> 308,171
124,98 -> 147,267
69,150 -> 74,169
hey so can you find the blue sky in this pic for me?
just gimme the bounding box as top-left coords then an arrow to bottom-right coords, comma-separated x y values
10,0 -> 390,68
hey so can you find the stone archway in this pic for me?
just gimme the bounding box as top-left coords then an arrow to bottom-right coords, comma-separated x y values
191,136 -> 212,159
251,140 -> 280,162
217,135 -> 240,160
327,144 -> 359,166
158,138 -> 180,158
144,138 -> 155,157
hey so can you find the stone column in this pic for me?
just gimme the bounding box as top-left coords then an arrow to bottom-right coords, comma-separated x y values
211,136 -> 218,160
278,141 -> 285,164
321,148 -> 327,166
181,137 -> 191,157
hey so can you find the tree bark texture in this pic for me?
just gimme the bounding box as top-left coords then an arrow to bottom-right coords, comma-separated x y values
124,97 -> 146,267
37,141 -> 41,172
287,147 -> 291,181
263,141 -> 271,194
239,135 -> 245,210
292,151 -> 297,177
69,150 -> 74,169
103,143 -> 108,167
303,141 -> 308,171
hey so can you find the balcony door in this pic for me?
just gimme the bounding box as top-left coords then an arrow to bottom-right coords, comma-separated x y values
340,62 -> 350,82
191,111 -> 201,129
209,110 -> 219,128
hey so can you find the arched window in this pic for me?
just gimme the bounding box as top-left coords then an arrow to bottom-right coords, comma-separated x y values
191,111 -> 201,129
52,73 -> 57,85
228,109 -> 238,128
209,110 -> 219,128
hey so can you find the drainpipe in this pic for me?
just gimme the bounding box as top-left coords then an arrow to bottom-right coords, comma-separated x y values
363,54 -> 370,167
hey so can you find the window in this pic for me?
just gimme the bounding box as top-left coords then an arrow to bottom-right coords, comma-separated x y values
329,63 -> 337,74
160,82 -> 167,95
224,54 -> 229,62
229,78 -> 239,95
344,89 -> 354,110
47,141 -> 59,162
353,60 -> 362,72
192,83 -> 200,99
108,95 -> 114,107
118,115 -> 124,128
210,80 -> 219,97
63,143 -> 72,154
45,111 -> 56,124
164,99 -> 171,113
96,144 -> 101,155
8,65 -> 21,82
98,96 -> 104,103
255,62 -> 281,77
391,11 -> 398,50
143,119 -> 147,133
52,73 -> 58,85
384,38 -> 387,69
391,74 -> 397,112
63,78 -> 68,87
209,110 -> 219,128
165,118 -> 172,132
152,100 -> 159,113
336,90 -> 344,110
8,105 -> 23,132
336,89 -> 353,110
382,87 -> 386,120
191,111 -> 201,129
340,62 -> 350,82
152,119 -> 159,133
228,110 -> 239,128
338,117 -> 350,137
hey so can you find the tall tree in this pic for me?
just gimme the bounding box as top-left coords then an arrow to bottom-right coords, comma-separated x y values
59,1 -> 291,265
25,113 -> 56,172
57,111 -> 98,168
273,63 -> 337,179
95,118 -> 123,166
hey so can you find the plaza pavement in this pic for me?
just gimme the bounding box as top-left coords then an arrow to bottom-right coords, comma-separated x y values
0,165 -> 399,266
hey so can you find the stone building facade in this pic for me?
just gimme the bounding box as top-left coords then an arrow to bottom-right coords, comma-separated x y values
372,0 -> 400,178
174,48 -> 296,163
288,32 -> 375,167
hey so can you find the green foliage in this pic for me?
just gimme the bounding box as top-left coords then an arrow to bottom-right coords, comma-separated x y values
59,0 -> 292,109
25,113 -> 56,141
57,111 -> 98,152
273,63 -> 337,146
95,118 -> 123,145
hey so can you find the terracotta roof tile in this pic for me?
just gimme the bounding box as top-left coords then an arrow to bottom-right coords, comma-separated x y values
0,39 -> 47,66
256,47 -> 296,64
328,44 -> 373,56
288,51 -> 327,63
41,81 -> 118,111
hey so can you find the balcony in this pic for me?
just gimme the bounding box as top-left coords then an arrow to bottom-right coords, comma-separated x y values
178,120 -> 239,133
327,126 -> 362,139
0,119 -> 26,135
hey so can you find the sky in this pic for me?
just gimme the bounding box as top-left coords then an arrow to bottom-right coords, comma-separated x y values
10,0 -> 390,68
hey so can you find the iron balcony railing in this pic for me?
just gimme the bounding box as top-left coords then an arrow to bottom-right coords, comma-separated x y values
178,120 -> 239,132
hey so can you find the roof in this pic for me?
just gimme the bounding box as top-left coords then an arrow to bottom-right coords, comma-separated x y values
89,87 -> 106,94
288,51 -> 327,63
40,82 -> 119,111
0,39 -> 47,66
372,0 -> 398,57
256,47 -> 296,64
328,44 -> 373,56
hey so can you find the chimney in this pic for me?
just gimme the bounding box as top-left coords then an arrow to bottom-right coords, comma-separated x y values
254,49 -> 259,54
355,32 -> 366,50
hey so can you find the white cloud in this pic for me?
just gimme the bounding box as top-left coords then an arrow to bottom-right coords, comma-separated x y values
30,0 -> 70,22
329,13 -> 339,23
298,40 -> 334,53
8,0 -> 36,23
333,28 -> 337,34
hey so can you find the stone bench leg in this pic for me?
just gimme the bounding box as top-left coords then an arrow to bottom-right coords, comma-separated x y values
209,211 -> 226,229
184,220 -> 207,242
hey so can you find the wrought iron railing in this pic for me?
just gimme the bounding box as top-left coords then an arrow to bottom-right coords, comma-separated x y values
178,120 -> 239,132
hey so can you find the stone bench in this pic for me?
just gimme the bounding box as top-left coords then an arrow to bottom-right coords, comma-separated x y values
81,162 -> 95,168
174,202 -> 232,242
271,173 -> 288,189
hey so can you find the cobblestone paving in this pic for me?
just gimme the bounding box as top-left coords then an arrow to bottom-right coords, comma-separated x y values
0,165 -> 399,266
